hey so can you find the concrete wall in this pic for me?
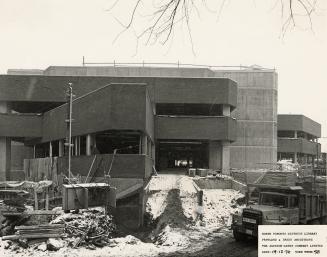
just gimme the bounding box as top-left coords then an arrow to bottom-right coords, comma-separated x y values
57,154 -> 153,179
278,114 -> 321,138
156,116 -> 237,141
0,113 -> 42,137
214,70 -> 278,168
278,138 -> 321,155
44,66 -> 214,78
147,77 -> 237,106
42,84 -> 153,142
0,75 -> 236,108
145,90 -> 155,141
209,141 -> 222,170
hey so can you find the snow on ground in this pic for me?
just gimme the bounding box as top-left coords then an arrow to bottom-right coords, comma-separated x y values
0,236 -> 179,257
146,175 -> 198,220
1,175 -> 245,257
277,160 -> 299,171
147,174 -> 180,191
202,189 -> 245,228
145,175 -> 245,250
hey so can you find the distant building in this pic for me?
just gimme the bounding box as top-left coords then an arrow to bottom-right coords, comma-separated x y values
277,114 -> 321,165
0,65 -> 277,181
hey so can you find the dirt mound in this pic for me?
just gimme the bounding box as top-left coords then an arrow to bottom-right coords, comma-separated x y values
150,189 -> 193,248
145,175 -> 245,248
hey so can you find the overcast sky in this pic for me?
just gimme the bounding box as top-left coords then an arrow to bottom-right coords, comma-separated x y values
0,0 -> 326,151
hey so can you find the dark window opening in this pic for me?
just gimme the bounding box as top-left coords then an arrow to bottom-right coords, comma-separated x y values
156,103 -> 223,116
278,131 -> 295,138
80,136 -> 86,155
95,131 -> 140,154
35,142 -> 50,158
51,141 -> 59,157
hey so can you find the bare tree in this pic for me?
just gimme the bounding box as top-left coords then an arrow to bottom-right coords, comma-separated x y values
108,0 -> 320,46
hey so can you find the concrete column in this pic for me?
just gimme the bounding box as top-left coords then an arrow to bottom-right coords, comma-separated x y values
311,156 -> 315,168
141,135 -> 148,155
49,142 -> 53,158
294,131 -> 297,138
86,134 -> 92,156
152,142 -> 155,161
278,152 -> 282,161
294,152 -> 298,163
221,141 -> 230,175
0,137 -> 11,180
208,141 -> 222,171
59,140 -> 64,157
222,105 -> 231,117
0,101 -> 11,181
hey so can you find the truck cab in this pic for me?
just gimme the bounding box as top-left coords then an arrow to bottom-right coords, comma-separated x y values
231,185 -> 303,240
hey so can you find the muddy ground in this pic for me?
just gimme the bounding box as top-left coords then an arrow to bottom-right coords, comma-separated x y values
156,232 -> 258,257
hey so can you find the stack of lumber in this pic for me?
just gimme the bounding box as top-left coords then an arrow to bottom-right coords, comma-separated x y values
2,224 -> 64,240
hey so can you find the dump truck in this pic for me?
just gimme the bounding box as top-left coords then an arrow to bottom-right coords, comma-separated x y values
231,184 -> 327,241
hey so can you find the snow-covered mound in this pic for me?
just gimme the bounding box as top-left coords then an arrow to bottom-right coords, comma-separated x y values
202,189 -> 245,228
145,175 -> 245,248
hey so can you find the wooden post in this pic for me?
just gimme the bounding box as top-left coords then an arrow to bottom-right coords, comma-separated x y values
34,189 -> 38,210
45,188 -> 49,211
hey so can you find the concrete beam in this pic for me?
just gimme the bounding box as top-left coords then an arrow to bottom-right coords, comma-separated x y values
0,101 -> 11,181
221,141 -> 230,175
59,140 -> 64,157
208,141 -> 222,171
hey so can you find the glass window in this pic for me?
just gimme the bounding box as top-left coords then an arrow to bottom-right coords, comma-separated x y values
261,193 -> 288,208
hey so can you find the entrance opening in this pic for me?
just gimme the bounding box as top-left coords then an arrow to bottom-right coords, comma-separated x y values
157,140 -> 208,173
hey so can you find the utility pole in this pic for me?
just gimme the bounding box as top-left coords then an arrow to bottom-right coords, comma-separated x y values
65,83 -> 74,179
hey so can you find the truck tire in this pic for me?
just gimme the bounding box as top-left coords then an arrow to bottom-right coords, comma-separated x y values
309,219 -> 320,225
233,229 -> 247,241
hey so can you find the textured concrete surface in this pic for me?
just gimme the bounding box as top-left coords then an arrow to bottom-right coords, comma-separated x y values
278,114 -> 321,138
214,70 -> 278,168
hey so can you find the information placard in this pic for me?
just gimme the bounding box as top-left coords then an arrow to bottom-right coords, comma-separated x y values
258,225 -> 327,257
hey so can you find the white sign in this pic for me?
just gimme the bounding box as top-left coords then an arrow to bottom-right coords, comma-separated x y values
258,225 -> 327,257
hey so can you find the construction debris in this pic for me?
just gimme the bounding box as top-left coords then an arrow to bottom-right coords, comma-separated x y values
51,207 -> 116,248
1,175 -> 247,257
2,224 -> 65,241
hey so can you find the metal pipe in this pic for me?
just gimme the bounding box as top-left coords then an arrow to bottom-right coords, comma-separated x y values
66,83 -> 73,179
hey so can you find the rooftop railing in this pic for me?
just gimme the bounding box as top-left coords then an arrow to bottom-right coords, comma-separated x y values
82,58 -> 275,71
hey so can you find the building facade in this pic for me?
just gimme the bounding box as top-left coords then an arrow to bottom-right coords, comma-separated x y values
213,69 -> 278,168
0,65 -> 278,181
277,114 -> 321,164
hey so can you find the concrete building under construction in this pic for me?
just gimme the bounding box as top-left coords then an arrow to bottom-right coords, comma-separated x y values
277,114 -> 321,164
0,65 -> 278,182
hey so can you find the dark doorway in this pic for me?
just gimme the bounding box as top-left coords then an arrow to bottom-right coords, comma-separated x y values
157,140 -> 208,172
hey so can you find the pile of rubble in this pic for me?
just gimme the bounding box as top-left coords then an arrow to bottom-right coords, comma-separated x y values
51,208 -> 116,248
0,207 -> 116,253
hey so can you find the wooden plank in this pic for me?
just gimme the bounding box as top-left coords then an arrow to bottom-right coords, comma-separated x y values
3,210 -> 62,216
34,189 -> 38,210
2,233 -> 62,240
26,210 -> 61,215
19,230 -> 64,235
45,188 -> 49,210
16,224 -> 64,230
